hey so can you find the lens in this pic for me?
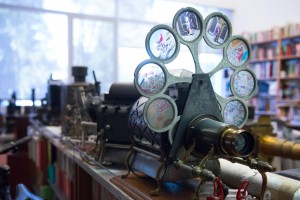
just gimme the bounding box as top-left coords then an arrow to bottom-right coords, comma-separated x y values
232,70 -> 255,99
222,128 -> 255,157
186,117 -> 255,158
148,28 -> 177,60
235,134 -> 246,152
223,99 -> 247,127
145,98 -> 175,131
175,10 -> 202,42
226,38 -> 249,67
206,15 -> 229,45
137,63 -> 166,95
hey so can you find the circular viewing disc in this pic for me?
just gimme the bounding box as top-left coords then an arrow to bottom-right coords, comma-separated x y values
205,14 -> 230,47
227,38 -> 249,67
136,62 -> 166,96
146,25 -> 179,63
223,99 -> 247,127
232,70 -> 255,99
173,8 -> 203,42
145,97 -> 176,132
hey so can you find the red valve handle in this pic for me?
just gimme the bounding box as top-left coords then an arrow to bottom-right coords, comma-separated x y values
236,180 -> 250,200
206,177 -> 224,200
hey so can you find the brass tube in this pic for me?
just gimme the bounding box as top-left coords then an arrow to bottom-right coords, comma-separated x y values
259,136 -> 300,160
221,128 -> 255,157
187,116 -> 255,157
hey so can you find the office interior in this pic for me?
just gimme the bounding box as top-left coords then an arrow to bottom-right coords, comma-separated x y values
1,0 -> 300,199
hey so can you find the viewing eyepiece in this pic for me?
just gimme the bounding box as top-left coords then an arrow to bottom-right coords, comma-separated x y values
221,128 -> 255,157
185,116 -> 255,158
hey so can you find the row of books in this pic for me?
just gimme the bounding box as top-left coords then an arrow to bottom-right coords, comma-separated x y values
251,61 -> 278,79
277,104 -> 300,123
279,85 -> 300,100
28,134 -> 103,200
289,106 -> 300,126
281,23 -> 300,38
243,27 -> 281,43
281,60 -> 300,78
252,97 -> 277,113
251,46 -> 279,60
244,23 -> 300,43
281,42 -> 300,56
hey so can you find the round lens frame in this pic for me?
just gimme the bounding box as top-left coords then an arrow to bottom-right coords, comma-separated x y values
222,98 -> 248,127
226,36 -> 251,67
230,69 -> 257,100
144,96 -> 178,132
203,12 -> 232,49
145,25 -> 180,64
172,7 -> 204,44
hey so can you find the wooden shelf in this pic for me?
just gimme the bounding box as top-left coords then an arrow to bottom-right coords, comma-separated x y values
47,179 -> 67,200
249,30 -> 300,120
256,94 -> 276,98
257,77 -> 277,81
255,110 -> 277,115
28,125 -> 135,200
281,34 -> 300,40
277,99 -> 300,105
279,76 -> 300,81
250,38 -> 278,45
280,54 -> 300,60
250,57 -> 278,63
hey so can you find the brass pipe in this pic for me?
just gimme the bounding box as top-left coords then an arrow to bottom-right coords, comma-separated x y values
259,136 -> 300,160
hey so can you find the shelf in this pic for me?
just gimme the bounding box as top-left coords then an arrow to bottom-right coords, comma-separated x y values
250,57 -> 278,63
255,110 -> 277,115
257,77 -> 277,81
29,125 -> 135,200
277,100 -> 300,106
279,76 -> 300,81
249,28 -> 300,120
281,35 -> 300,40
250,38 -> 278,45
256,94 -> 277,98
47,179 -> 67,200
280,54 -> 300,60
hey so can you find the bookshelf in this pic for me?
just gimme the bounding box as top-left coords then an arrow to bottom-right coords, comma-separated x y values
27,124 -> 132,200
245,23 -> 300,124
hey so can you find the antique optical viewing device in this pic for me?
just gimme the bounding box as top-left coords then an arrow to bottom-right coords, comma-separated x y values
123,7 -> 272,199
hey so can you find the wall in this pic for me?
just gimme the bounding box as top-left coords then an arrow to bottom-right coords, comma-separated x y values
194,0 -> 300,34
232,0 -> 300,34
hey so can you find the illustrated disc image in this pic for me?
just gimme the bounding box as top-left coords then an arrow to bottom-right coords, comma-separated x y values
206,16 -> 229,45
227,39 -> 249,67
148,28 -> 177,60
175,10 -> 201,42
232,70 -> 255,98
223,99 -> 246,127
146,98 -> 175,131
137,63 -> 166,95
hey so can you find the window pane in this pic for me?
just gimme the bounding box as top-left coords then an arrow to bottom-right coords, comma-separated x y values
119,0 -> 232,23
119,22 -> 154,48
119,0 -> 188,23
118,47 -> 148,82
0,0 -> 43,8
43,0 -> 115,17
0,8 -> 68,99
0,0 -> 115,17
73,19 -> 114,93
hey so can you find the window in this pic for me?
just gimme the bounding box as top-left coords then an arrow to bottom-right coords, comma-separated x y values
0,1 -> 233,101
